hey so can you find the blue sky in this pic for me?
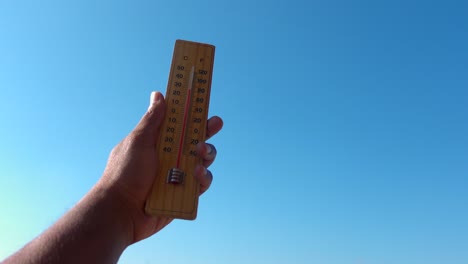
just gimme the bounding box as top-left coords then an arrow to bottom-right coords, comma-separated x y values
1,0 -> 468,263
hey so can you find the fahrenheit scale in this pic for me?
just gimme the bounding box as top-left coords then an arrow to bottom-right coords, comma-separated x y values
145,40 -> 215,220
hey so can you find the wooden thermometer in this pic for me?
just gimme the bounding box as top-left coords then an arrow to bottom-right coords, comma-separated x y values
145,40 -> 215,220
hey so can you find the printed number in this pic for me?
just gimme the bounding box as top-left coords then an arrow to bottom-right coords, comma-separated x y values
167,127 -> 175,132
198,88 -> 205,93
191,139 -> 199,145
163,147 -> 172,153
169,117 -> 177,123
165,137 -> 174,142
189,150 -> 197,156
174,82 -> 182,87
193,128 -> 199,134
198,70 -> 208,75
198,79 -> 207,84
193,118 -> 202,123
195,107 -> 203,113
173,90 -> 181,95
177,65 -> 185,70
176,73 -> 183,79
196,97 -> 204,103
171,108 -> 176,113
172,99 -> 180,104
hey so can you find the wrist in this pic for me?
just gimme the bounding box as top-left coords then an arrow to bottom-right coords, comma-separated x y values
88,182 -> 135,248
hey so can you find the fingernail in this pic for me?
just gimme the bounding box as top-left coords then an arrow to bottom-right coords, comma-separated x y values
206,144 -> 212,155
196,164 -> 208,177
155,92 -> 163,103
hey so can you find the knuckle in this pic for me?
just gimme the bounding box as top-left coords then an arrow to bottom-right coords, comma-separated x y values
127,130 -> 146,144
109,145 -> 119,157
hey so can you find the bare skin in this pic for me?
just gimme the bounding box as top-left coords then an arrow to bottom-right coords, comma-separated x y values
3,91 -> 223,264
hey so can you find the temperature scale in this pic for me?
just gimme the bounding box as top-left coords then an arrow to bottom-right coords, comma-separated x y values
145,40 -> 215,220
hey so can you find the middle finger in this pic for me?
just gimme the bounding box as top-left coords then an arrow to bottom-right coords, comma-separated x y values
196,142 -> 217,168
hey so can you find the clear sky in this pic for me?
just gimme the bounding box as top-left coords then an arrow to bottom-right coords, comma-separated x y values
1,0 -> 468,263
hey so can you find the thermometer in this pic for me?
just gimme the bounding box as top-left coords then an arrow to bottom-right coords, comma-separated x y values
145,40 -> 215,220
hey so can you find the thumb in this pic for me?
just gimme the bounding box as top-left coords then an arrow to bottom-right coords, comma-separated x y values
134,91 -> 166,138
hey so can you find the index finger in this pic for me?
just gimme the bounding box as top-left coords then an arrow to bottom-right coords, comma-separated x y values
206,116 -> 223,140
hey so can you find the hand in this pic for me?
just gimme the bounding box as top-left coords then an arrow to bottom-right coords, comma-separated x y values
98,91 -> 223,244
2,91 -> 221,264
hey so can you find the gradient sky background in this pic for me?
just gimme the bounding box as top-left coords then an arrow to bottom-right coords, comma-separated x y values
1,0 -> 468,263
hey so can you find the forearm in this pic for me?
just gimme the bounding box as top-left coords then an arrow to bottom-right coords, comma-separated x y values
4,184 -> 133,264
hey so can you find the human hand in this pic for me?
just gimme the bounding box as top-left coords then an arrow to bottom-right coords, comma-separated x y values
98,91 -> 223,244
1,91 -> 222,264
